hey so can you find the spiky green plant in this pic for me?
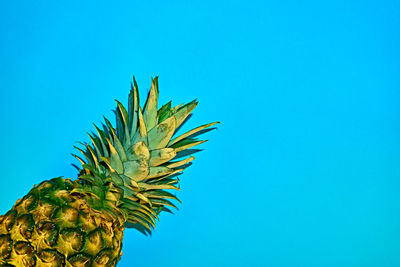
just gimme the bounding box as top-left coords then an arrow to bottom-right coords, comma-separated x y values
0,76 -> 218,266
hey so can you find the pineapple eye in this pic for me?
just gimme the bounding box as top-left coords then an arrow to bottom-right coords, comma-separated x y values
54,190 -> 74,204
37,181 -> 53,192
13,241 -> 36,267
33,200 -> 56,221
13,241 -> 34,256
14,214 -> 34,239
36,221 -> 59,247
37,249 -> 65,265
23,195 -> 39,212
62,207 -> 79,223
94,248 -> 113,264
0,234 -> 12,260
68,252 -> 92,267
86,229 -> 105,252
1,211 -> 16,232
60,228 -> 84,251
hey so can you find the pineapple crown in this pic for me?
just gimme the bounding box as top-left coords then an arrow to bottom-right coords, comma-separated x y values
72,76 -> 218,235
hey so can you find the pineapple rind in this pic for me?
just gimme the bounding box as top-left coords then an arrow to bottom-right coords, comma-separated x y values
0,178 -> 124,266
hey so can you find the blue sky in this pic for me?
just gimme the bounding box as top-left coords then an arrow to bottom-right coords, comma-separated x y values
0,1 -> 399,266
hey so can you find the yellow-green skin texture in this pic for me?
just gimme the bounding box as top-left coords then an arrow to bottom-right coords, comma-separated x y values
0,178 -> 124,266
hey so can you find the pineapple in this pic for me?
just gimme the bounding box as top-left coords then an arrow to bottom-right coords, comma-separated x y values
0,76 -> 218,266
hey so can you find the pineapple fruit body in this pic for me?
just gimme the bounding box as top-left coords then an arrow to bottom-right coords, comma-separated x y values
0,77 -> 217,266
0,178 -> 124,266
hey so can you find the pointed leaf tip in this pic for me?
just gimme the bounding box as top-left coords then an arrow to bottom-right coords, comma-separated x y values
169,121 -> 219,146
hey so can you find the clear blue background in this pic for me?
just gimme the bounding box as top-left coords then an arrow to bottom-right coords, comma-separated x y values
0,1 -> 399,266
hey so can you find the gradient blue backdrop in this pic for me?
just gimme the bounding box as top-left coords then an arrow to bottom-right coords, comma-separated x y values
0,1 -> 399,266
